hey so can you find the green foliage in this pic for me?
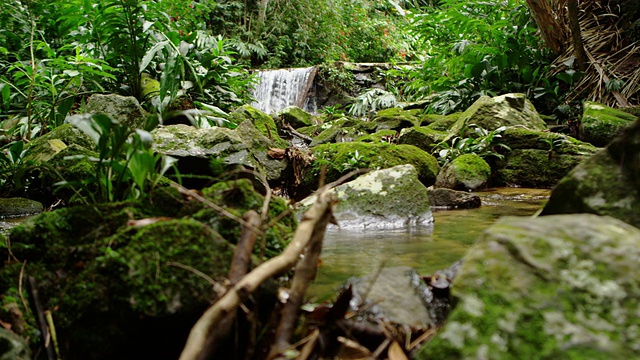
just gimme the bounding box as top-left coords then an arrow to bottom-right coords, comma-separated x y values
348,88 -> 398,117
432,124 -> 510,165
405,0 -> 572,118
62,113 -> 178,202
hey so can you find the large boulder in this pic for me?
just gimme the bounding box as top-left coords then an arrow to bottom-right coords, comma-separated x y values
85,94 -> 148,130
495,149 -> 586,188
276,106 -> 313,129
580,101 -> 638,147
300,165 -> 433,229
152,120 -> 287,183
540,118 -> 640,227
501,127 -> 598,156
397,126 -> 447,153
229,105 -> 289,148
299,142 -> 440,200
445,93 -> 547,142
417,214 -> 640,359
435,154 -> 491,191
0,198 -> 43,217
371,107 -> 420,131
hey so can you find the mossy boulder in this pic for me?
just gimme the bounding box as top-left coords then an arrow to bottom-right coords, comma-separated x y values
24,124 -> 94,161
300,142 -> 440,200
435,154 -> 491,191
0,198 -> 43,218
152,121 -> 288,183
495,149 -> 587,188
540,119 -> 640,227
3,180 -> 296,359
276,106 -> 313,129
371,107 -> 420,131
0,327 -> 30,360
446,94 -> 547,142
397,126 -> 447,153
85,94 -> 148,130
502,127 -> 598,156
229,104 -> 288,148
417,214 -> 640,359
427,188 -> 481,209
308,117 -> 376,146
355,129 -> 398,143
301,165 -> 433,229
580,101 -> 638,147
426,113 -> 461,131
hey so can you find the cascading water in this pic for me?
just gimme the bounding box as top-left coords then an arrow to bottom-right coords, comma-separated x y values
250,66 -> 317,114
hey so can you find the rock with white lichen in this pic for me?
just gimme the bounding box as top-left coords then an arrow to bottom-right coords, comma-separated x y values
299,164 -> 433,229
416,214 -> 640,359
540,118 -> 640,227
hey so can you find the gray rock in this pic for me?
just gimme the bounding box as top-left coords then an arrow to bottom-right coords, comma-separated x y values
0,328 -> 31,360
540,118 -> 640,227
435,154 -> 491,191
300,164 -> 433,229
428,188 -> 481,209
348,266 -> 433,328
580,101 -> 637,147
417,214 -> 640,359
0,198 -> 43,218
85,94 -> 148,129
496,149 -> 587,188
152,120 -> 287,181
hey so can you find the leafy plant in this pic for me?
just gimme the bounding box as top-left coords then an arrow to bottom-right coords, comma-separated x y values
62,113 -> 178,202
341,150 -> 366,172
348,88 -> 398,118
432,124 -> 510,165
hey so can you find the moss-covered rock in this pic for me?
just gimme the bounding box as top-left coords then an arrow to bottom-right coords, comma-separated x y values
371,107 -> 420,131
0,327 -> 30,360
427,188 -> 481,209
0,198 -> 43,218
24,124 -> 94,162
302,165 -> 433,229
398,126 -> 447,153
300,142 -> 440,199
356,129 -> 398,143
540,119 -> 640,227
435,154 -> 491,191
426,113 -> 461,131
417,214 -> 640,359
3,180 -> 296,359
502,127 -> 598,156
496,149 -> 586,188
580,101 -> 638,147
308,117 -> 376,146
152,121 -> 287,182
276,106 -> 313,129
229,104 -> 288,148
85,94 -> 148,130
446,94 -> 547,142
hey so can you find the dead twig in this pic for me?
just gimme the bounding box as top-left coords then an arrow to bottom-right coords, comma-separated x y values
178,190 -> 336,360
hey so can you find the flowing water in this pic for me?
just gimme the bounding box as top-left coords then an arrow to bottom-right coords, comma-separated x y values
250,67 -> 317,114
308,187 -> 550,300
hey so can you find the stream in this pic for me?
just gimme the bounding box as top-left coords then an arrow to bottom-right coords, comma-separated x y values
308,187 -> 550,300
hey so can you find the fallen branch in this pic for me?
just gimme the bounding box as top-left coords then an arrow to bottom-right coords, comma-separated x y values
178,190 -> 336,360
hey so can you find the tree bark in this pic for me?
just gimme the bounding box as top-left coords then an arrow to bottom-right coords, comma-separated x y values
526,0 -> 567,55
567,0 -> 588,70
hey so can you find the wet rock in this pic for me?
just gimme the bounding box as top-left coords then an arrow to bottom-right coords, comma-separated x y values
435,154 -> 491,191
229,104 -> 289,148
300,165 -> 433,229
540,118 -> 640,227
0,198 -> 43,218
371,107 -> 420,131
495,149 -> 586,188
417,214 -> 640,359
85,94 -> 148,129
445,93 -> 547,142
580,101 -> 637,147
428,188 -> 481,209
347,266 -> 433,328
0,328 -> 31,360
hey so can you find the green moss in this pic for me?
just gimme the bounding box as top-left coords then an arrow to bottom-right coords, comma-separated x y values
277,106 -> 313,128
426,113 -> 460,131
451,154 -> 491,182
356,129 -> 397,143
502,127 -> 597,156
398,126 -> 447,152
581,102 -> 638,147
229,105 -> 288,147
307,142 -> 440,190
496,149 -> 586,188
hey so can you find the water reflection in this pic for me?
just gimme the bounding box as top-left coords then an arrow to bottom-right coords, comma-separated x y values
310,188 -> 550,299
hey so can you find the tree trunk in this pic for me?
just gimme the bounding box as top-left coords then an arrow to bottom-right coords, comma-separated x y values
526,0 -> 567,55
567,0 -> 588,70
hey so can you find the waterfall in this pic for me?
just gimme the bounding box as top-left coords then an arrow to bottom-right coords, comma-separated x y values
250,67 -> 317,114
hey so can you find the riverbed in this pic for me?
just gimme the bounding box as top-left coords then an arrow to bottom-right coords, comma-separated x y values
308,187 -> 550,300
